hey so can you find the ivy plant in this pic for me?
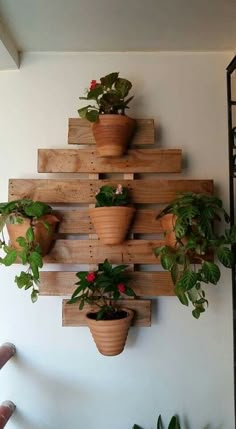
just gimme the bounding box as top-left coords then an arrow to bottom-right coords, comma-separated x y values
154,192 -> 236,318
0,199 -> 54,302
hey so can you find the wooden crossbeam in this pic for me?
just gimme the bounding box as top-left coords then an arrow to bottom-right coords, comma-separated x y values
68,118 -> 155,146
9,179 -> 214,204
38,148 -> 182,173
39,271 -> 174,297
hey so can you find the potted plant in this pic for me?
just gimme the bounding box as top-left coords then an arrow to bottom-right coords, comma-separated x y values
89,184 -> 135,245
68,259 -> 136,356
133,414 -> 182,429
0,199 -> 60,302
78,72 -> 136,157
154,192 -> 236,318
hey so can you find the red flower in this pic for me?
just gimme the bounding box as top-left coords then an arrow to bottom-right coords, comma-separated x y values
86,272 -> 96,282
117,283 -> 126,293
89,80 -> 97,90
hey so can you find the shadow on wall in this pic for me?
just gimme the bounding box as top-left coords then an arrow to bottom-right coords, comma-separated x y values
8,349 -> 92,429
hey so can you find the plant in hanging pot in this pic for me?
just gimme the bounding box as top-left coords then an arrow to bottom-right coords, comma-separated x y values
0,199 -> 60,302
89,184 -> 135,245
67,259 -> 136,356
78,72 -> 136,157
154,192 -> 236,318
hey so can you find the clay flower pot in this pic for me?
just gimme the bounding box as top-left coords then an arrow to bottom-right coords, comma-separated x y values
92,114 -> 136,157
160,214 -> 177,248
6,214 -> 60,256
89,206 -> 135,245
86,308 -> 134,356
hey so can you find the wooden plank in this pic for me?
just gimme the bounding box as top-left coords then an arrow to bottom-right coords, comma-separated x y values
62,299 -> 151,327
42,239 -> 163,264
68,118 -> 155,146
38,149 -> 182,173
39,271 -> 174,297
57,208 -> 163,234
9,179 -> 214,204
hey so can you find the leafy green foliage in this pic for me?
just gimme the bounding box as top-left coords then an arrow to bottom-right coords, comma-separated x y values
132,414 -> 182,429
0,199 -> 54,302
77,72 -> 134,122
67,259 -> 136,320
95,184 -> 131,207
155,192 -> 236,318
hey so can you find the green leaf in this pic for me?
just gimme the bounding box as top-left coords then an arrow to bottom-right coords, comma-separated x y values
2,249 -> 17,266
78,106 -> 91,118
115,77 -> 132,98
15,272 -> 32,288
157,415 -> 164,429
86,110 -> 99,122
160,253 -> 175,271
168,416 -> 181,429
180,269 -> 198,291
174,283 -> 189,306
192,307 -> 205,319
29,251 -> 43,268
26,226 -> 35,243
201,261 -> 220,285
217,246 -> 234,268
125,287 -> 136,297
171,263 -> 179,284
31,289 -> 38,303
16,236 -> 27,248
132,425 -> 143,429
100,72 -> 119,88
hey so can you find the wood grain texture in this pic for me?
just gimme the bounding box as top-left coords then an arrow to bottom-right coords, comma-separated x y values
42,239 -> 164,264
56,208 -> 163,234
9,179 -> 214,204
39,271 -> 175,297
68,118 -> 155,146
62,299 -> 152,327
38,148 -> 182,173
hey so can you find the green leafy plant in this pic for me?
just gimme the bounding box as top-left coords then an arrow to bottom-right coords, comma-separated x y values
133,414 -> 181,429
94,184 -> 131,207
0,199 -> 57,302
78,72 -> 134,122
154,192 -> 236,318
67,259 -> 136,320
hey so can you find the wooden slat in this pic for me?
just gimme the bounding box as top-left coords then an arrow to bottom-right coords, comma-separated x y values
9,179 -> 214,204
57,208 -> 163,234
40,271 -> 174,297
43,239 -> 163,264
38,149 -> 182,173
68,118 -> 155,146
62,299 -> 151,327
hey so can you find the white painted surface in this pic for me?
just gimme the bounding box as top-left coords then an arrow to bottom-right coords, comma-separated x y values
0,19 -> 19,70
0,0 -> 236,52
0,51 -> 234,429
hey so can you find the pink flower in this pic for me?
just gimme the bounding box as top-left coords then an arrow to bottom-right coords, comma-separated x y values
86,272 -> 96,282
117,283 -> 126,293
115,184 -> 123,195
90,80 -> 97,90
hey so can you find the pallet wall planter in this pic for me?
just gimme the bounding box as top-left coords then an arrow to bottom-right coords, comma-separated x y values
9,118 -> 214,327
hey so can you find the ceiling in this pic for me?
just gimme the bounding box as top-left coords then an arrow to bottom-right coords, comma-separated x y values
0,0 -> 236,69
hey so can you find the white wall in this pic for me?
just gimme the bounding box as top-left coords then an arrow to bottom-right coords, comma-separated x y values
0,51 -> 234,429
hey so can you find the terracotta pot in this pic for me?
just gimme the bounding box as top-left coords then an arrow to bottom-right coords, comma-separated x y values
160,214 -> 177,248
6,214 -> 60,256
92,114 -> 136,157
86,308 -> 134,356
89,206 -> 135,245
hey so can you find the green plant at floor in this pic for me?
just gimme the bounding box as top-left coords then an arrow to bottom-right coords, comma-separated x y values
0,199 -> 57,302
68,258 -> 136,320
78,72 -> 134,122
133,414 -> 181,429
94,184 -> 131,207
154,192 -> 236,318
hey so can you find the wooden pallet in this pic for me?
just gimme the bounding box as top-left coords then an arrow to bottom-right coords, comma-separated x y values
8,118 -> 214,327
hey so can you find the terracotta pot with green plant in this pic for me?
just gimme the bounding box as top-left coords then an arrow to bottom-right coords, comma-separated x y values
154,192 -> 236,318
0,199 -> 60,302
78,72 -> 136,157
68,259 -> 136,356
89,184 -> 135,245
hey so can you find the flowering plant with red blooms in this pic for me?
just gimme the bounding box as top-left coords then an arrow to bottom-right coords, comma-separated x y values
67,259 -> 135,320
78,72 -> 134,122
